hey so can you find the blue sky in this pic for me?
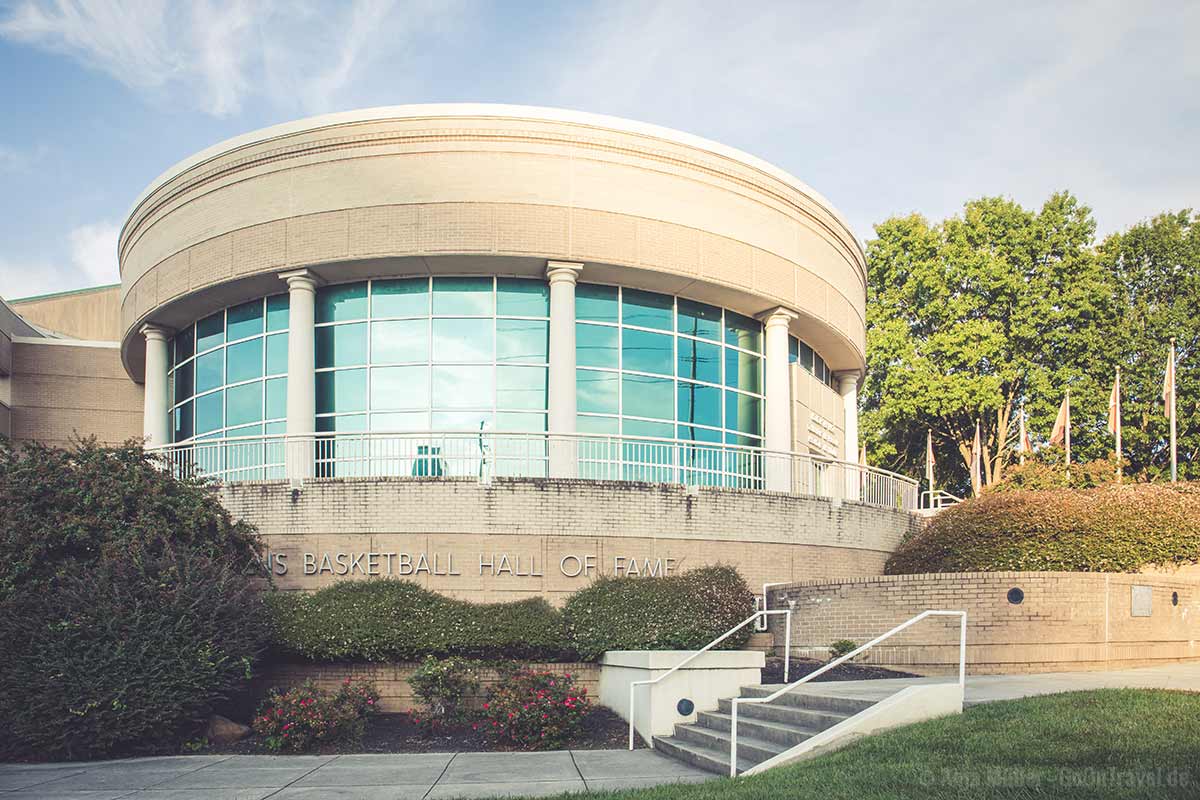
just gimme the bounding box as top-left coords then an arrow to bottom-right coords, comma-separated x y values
0,0 -> 1197,301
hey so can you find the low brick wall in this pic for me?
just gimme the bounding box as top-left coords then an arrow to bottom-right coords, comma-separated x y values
259,661 -> 600,713
768,572 -> 1200,675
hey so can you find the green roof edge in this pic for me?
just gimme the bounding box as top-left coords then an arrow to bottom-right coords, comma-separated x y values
7,283 -> 121,304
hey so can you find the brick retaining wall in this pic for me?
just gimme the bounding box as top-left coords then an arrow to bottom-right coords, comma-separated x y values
768,572 -> 1200,675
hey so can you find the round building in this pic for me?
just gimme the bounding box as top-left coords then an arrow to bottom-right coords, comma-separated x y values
117,104 -> 917,600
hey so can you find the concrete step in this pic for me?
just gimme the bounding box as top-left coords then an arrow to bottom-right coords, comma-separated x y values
740,685 -> 877,716
652,734 -> 757,776
673,722 -> 786,763
696,710 -> 819,748
717,697 -> 851,731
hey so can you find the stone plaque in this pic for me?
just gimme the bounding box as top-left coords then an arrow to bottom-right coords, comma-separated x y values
1131,585 -> 1153,618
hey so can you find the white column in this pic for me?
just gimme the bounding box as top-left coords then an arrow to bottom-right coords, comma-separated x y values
760,307 -> 799,492
836,371 -> 861,501
280,269 -> 320,483
546,261 -> 583,478
140,324 -> 170,449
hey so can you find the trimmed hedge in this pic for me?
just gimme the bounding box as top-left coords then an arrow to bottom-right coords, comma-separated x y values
267,580 -> 575,662
562,566 -> 756,660
886,482 -> 1200,574
267,565 -> 757,663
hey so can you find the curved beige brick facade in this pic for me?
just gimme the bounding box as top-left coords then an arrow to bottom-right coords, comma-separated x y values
119,105 -> 867,390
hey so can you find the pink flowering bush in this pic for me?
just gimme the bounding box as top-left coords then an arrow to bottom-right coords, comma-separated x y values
252,679 -> 379,753
479,670 -> 591,750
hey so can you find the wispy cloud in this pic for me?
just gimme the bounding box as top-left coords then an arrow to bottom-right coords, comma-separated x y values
0,221 -> 119,300
0,0 -> 467,116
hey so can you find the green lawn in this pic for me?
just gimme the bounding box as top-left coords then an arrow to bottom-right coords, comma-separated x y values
576,690 -> 1200,800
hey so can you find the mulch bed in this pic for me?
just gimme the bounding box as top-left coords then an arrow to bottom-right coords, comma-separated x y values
202,706 -> 647,755
760,657 -> 919,684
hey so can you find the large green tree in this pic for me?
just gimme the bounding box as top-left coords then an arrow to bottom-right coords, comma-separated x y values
862,193 -> 1118,495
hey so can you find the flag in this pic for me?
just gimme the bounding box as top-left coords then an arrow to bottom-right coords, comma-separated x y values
1050,393 -> 1070,446
970,420 -> 982,496
859,444 -> 867,466
1108,369 -> 1121,435
925,428 -> 935,490
1018,412 -> 1032,454
1163,344 -> 1175,419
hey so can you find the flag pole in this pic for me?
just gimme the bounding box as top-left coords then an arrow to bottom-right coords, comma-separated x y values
1115,367 -> 1122,482
1170,338 -> 1177,483
1019,410 -> 1027,466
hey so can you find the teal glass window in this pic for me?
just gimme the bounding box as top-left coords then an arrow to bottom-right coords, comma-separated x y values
226,382 -> 263,427
725,391 -> 762,435
678,425 -> 722,443
316,323 -> 368,368
724,311 -> 762,352
622,289 -> 673,331
173,361 -> 194,404
677,381 -> 721,429
622,328 -> 673,375
799,341 -> 815,371
317,282 -> 368,323
226,300 -> 263,341
623,418 -> 672,438
677,299 -> 721,341
195,390 -> 224,434
195,350 -> 224,393
317,413 -> 367,433
432,365 -> 493,408
622,374 -> 672,420
432,410 -> 492,430
576,283 -> 619,323
677,338 -> 721,384
788,335 -> 798,364
497,278 -> 549,317
577,323 -> 618,369
266,294 -> 290,332
173,401 -> 193,442
577,369 -> 618,415
174,325 -> 194,364
433,277 -> 492,316
496,319 -> 548,364
725,349 -> 762,393
496,411 -> 545,432
497,366 -> 547,410
226,338 -> 263,384
266,333 -> 288,375
265,377 -> 286,420
432,318 -> 493,362
317,368 -> 367,414
372,319 -> 428,364
372,278 -> 429,318
371,366 -> 429,411
577,414 -> 618,434
196,312 -> 225,353
371,411 -> 429,431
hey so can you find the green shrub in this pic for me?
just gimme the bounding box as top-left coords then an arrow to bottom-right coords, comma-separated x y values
480,669 -> 590,750
408,656 -> 482,727
0,438 -> 261,600
267,580 -> 574,662
990,455 -> 1122,492
252,679 -> 379,753
0,547 -> 270,760
829,639 -> 857,659
562,565 -> 756,660
886,482 -> 1200,574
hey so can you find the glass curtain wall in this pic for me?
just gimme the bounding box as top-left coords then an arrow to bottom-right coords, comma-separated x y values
167,295 -> 290,479
313,276 -> 549,476
574,284 -> 765,484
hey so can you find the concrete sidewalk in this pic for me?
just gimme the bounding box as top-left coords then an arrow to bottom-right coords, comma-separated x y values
0,749 -> 712,800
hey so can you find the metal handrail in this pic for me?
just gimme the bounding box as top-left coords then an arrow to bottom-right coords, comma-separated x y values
728,609 -> 967,776
149,430 -> 920,511
628,608 -> 793,750
920,489 -> 964,510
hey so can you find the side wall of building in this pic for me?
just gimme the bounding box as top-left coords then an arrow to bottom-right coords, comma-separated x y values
769,572 -> 1200,675
220,478 -> 921,604
9,341 -> 144,448
9,285 -> 123,341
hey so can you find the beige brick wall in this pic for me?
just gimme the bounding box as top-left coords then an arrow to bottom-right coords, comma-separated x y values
9,342 -> 144,449
258,661 -> 599,713
769,572 -> 1200,675
9,285 -> 123,341
220,478 -> 920,604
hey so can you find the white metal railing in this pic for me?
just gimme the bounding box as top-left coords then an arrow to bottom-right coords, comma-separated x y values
149,430 -> 919,511
729,609 -> 967,776
920,489 -> 964,511
628,608 -> 793,750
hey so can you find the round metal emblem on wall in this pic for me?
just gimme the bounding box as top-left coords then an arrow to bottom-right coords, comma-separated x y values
1007,587 -> 1025,605
676,698 -> 695,716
